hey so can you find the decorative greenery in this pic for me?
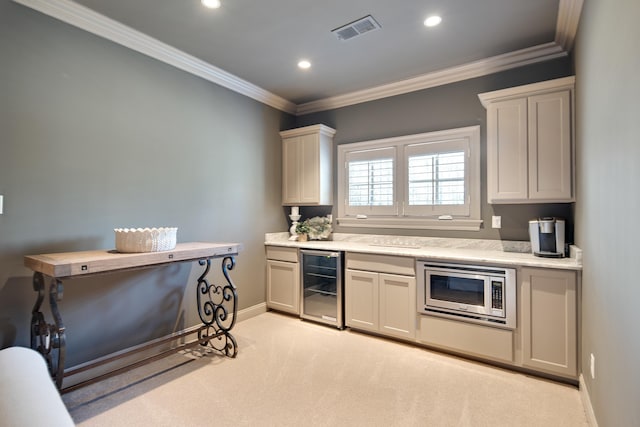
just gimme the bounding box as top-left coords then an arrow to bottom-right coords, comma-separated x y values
295,221 -> 310,234
295,216 -> 332,240
305,216 -> 332,240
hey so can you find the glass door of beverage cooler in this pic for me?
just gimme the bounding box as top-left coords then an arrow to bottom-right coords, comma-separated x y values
300,250 -> 343,328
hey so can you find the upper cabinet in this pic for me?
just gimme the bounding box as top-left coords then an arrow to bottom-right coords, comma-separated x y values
479,77 -> 575,204
280,124 -> 336,206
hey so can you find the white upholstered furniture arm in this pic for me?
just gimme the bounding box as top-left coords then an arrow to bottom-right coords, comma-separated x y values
0,347 -> 74,426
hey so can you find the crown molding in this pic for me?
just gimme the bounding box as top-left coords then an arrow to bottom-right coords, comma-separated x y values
478,76 -> 575,107
12,0 -> 298,115
298,0 -> 583,114
13,0 -> 583,116
296,42 -> 566,115
555,0 -> 584,51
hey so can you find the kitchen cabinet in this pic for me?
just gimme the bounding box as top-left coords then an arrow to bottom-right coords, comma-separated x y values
520,267 -> 578,378
280,124 -> 336,206
345,253 -> 415,340
479,76 -> 574,203
266,246 -> 299,315
418,315 -> 515,364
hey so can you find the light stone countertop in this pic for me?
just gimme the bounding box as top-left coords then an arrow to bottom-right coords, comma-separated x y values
265,232 -> 582,271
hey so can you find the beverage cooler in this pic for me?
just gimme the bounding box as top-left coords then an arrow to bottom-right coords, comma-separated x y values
300,250 -> 343,329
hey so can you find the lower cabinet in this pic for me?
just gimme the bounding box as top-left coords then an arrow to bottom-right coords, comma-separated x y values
266,246 -> 299,315
345,269 -> 379,331
520,267 -> 578,378
265,245 -> 579,381
345,253 -> 416,340
418,315 -> 515,364
416,265 -> 579,380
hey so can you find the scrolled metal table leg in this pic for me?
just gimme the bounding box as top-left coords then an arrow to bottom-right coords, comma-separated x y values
30,273 -> 67,389
49,278 -> 66,389
31,273 -> 50,364
196,256 -> 238,357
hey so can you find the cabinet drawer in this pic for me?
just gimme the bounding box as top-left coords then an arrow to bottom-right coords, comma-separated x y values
266,246 -> 298,263
418,315 -> 514,364
346,253 -> 415,276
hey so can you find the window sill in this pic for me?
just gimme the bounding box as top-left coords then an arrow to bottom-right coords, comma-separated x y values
336,217 -> 483,231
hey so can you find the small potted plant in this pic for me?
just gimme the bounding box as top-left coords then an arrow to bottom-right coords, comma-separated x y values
295,220 -> 310,241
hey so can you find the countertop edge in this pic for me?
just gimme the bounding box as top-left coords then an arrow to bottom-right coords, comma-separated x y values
264,237 -> 582,271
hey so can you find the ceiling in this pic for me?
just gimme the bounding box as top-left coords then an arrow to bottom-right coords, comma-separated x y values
14,0 -> 582,114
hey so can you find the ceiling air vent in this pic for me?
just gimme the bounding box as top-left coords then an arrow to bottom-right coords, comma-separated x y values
332,15 -> 381,41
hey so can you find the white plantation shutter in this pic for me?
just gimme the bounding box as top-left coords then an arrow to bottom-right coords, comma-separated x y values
348,159 -> 394,206
408,152 -> 465,205
337,126 -> 480,228
404,139 -> 470,216
345,147 -> 397,215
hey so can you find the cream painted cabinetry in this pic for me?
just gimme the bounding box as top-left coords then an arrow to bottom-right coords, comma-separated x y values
520,267 -> 578,378
266,246 -> 299,315
280,124 -> 336,206
418,315 -> 515,364
345,253 -> 416,340
479,76 -> 574,203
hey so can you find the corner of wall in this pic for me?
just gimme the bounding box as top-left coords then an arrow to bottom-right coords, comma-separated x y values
579,374 -> 599,426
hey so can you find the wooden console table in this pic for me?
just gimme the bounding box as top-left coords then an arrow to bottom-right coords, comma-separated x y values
24,242 -> 242,391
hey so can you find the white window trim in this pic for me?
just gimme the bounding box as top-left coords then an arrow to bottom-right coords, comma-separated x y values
337,125 -> 482,231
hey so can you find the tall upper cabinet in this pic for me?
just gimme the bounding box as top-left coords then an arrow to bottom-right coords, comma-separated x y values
280,124 -> 336,206
478,76 -> 575,204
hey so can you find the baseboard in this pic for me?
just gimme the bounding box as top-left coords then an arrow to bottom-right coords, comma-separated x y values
579,374 -> 598,426
236,302 -> 268,323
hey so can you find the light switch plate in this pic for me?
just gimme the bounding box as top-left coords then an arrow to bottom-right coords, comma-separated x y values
0,195 -> 3,215
492,215 -> 501,228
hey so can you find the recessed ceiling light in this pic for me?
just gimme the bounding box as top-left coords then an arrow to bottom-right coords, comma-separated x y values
298,60 -> 311,70
202,0 -> 221,9
424,15 -> 442,27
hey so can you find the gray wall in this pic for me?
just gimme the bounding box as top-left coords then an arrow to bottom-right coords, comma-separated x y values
295,59 -> 575,242
0,0 -> 293,365
574,0 -> 640,425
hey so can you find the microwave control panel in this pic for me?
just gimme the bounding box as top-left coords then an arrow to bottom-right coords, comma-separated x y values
491,280 -> 503,310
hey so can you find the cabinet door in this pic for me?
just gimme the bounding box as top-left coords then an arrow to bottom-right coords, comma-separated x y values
298,133 -> 321,204
486,98 -> 529,202
528,90 -> 572,201
418,315 -> 515,364
282,136 -> 301,204
345,269 -> 379,332
282,134 -> 321,204
521,268 -> 577,378
379,273 -> 416,339
266,260 -> 300,314
281,125 -> 334,205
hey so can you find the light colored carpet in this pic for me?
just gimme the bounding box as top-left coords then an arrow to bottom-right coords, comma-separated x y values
63,312 -> 588,426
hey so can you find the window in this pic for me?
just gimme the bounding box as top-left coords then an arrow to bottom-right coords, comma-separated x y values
348,159 -> 393,207
403,138 -> 470,217
408,152 -> 465,206
337,126 -> 481,231
344,147 -> 397,216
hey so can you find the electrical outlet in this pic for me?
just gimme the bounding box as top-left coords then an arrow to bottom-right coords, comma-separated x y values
590,353 -> 596,379
492,215 -> 501,228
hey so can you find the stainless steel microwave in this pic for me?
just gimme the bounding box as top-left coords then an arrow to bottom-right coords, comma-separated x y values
417,261 -> 516,329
